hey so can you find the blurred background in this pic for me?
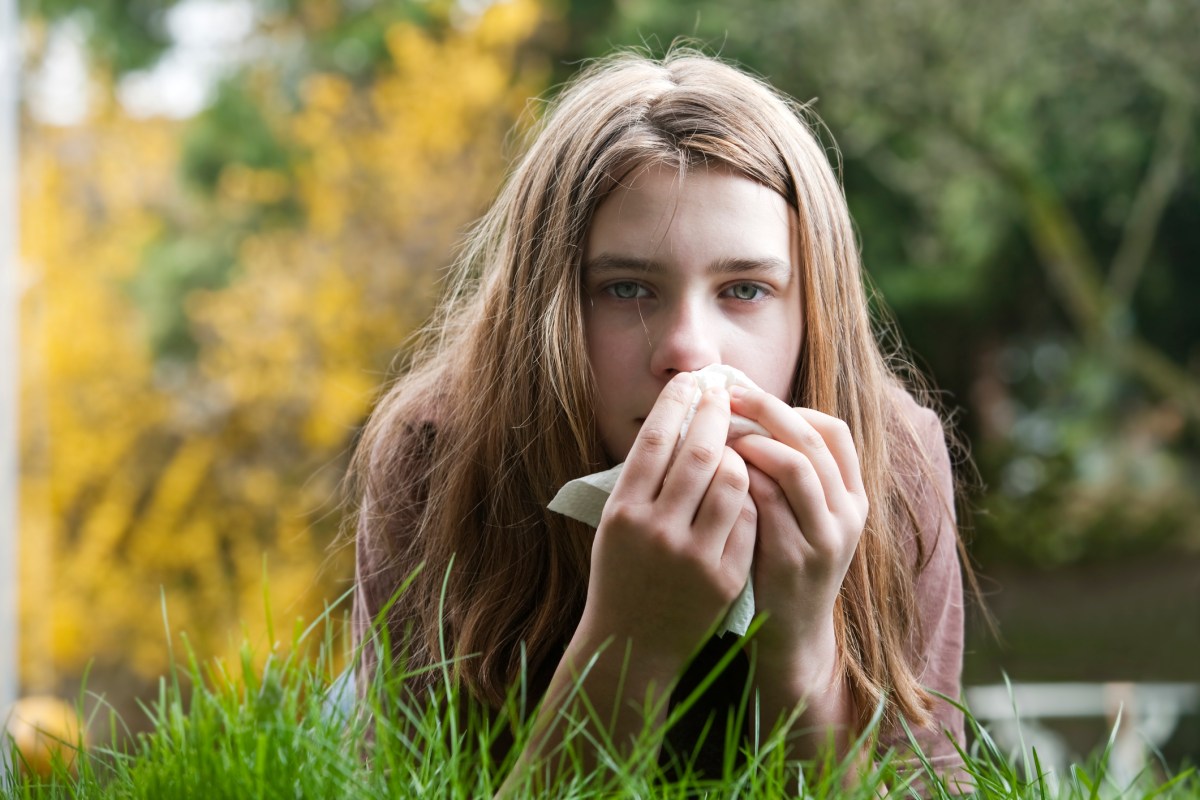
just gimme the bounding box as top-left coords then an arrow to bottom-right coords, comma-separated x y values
10,0 -> 1200,769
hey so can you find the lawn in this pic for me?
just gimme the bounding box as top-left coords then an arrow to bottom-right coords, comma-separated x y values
4,609 -> 1196,799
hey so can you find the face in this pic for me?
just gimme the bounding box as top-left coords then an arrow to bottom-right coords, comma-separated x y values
583,163 -> 804,462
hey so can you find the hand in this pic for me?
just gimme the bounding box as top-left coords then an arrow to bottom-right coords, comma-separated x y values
577,373 -> 758,672
727,387 -> 869,690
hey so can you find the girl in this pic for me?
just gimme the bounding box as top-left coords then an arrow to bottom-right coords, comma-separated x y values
351,48 -> 969,784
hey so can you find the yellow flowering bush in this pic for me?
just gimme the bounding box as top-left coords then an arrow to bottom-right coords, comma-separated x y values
19,0 -> 548,706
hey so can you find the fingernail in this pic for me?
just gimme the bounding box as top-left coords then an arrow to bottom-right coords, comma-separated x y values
728,385 -> 747,399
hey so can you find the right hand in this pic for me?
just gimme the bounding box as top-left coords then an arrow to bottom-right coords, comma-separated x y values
576,373 -> 758,671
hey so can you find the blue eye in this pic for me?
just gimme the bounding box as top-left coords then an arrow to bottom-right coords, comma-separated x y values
609,281 -> 644,299
727,283 -> 765,301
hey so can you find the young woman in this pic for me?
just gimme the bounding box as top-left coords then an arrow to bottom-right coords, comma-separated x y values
350,48 -> 969,784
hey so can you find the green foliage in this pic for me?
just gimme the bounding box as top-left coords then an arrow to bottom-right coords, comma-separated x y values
20,0 -> 548,711
22,0 -> 1200,580
972,340 -> 1199,565
570,1 -> 1200,565
21,0 -> 180,73
180,80 -> 296,196
128,231 -> 239,362
298,2 -> 456,80
4,609 -> 1197,798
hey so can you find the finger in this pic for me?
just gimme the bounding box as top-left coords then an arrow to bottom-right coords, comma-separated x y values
692,449 -> 755,603
614,373 -> 695,502
722,492 -> 757,589
731,434 -> 829,544
743,462 -> 802,534
658,387 -> 732,510
690,445 -> 750,549
792,408 -> 865,497
742,463 -> 811,563
730,389 -> 850,508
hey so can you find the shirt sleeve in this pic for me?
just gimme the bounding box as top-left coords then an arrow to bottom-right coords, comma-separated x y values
352,498 -> 387,699
351,417 -> 438,702
878,398 -> 969,786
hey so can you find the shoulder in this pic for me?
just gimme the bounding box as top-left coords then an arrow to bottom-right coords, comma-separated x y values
362,381 -> 444,477
353,372 -> 450,526
880,382 -> 958,573
353,378 -> 446,583
879,384 -> 968,768
352,384 -> 444,676
883,382 -> 949,464
883,382 -> 953,492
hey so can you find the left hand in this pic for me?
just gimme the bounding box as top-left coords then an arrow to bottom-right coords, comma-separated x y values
727,386 -> 869,690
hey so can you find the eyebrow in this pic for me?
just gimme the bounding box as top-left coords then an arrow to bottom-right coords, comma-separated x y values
584,254 -> 792,280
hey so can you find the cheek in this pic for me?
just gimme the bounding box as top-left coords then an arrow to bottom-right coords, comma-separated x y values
584,327 -> 610,384
740,311 -> 803,400
585,312 -> 641,376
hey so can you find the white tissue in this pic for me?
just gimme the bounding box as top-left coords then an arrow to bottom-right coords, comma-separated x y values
548,364 -> 765,637
679,364 -> 769,441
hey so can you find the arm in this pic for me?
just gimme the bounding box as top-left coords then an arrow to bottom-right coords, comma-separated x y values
351,416 -> 438,710
879,403 -> 967,776
497,624 -> 677,794
726,388 -> 870,769
498,374 -> 758,794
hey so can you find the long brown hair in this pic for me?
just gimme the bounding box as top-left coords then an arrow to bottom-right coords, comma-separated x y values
351,48 -> 961,734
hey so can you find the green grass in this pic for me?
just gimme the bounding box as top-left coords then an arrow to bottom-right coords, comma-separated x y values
3,603 -> 1196,799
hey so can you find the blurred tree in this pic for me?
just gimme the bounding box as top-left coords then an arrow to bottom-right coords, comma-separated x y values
21,0 -> 181,73
20,0 -> 550,704
589,0 -> 1200,563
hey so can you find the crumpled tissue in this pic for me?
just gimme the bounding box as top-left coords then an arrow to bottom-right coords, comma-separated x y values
548,365 -> 768,637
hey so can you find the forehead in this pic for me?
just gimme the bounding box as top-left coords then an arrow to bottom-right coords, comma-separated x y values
584,163 -> 795,265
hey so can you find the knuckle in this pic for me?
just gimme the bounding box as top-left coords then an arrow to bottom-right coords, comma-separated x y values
664,540 -> 707,574
808,530 -> 841,560
685,545 -> 712,571
639,425 -> 674,450
661,378 -> 697,406
683,440 -> 721,470
603,501 -> 638,529
644,519 -> 673,542
717,459 -> 750,494
755,476 -> 787,505
648,532 -> 677,554
782,456 -> 815,488
842,491 -> 869,522
629,521 -> 677,558
798,426 -> 827,453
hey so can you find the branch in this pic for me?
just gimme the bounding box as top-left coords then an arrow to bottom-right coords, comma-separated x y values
935,112 -> 1200,429
1107,99 -> 1194,304
1011,174 -> 1109,344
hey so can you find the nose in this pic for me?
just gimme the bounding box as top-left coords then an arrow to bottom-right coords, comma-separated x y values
649,298 -> 722,378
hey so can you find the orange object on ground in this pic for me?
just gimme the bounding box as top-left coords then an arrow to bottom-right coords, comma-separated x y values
4,696 -> 85,777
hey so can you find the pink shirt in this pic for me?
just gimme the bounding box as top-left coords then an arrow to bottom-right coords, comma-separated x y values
352,389 -> 968,781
